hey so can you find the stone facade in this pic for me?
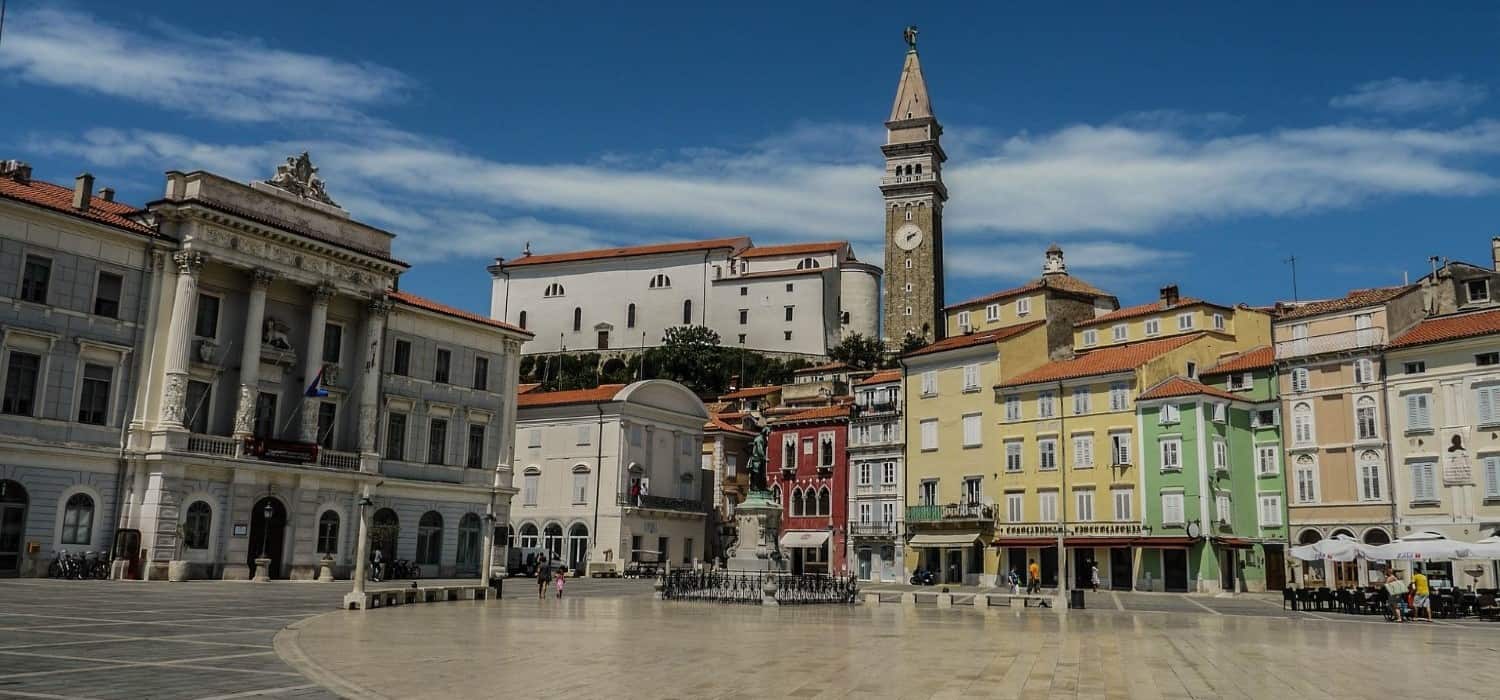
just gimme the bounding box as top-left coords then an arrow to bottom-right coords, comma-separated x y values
881,47 -> 947,346
847,371 -> 904,582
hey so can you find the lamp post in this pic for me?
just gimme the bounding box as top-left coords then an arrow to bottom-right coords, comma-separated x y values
252,501 -> 273,582
344,492 -> 374,609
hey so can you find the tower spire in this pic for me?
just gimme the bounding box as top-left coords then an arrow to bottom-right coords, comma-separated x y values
888,38 -> 935,124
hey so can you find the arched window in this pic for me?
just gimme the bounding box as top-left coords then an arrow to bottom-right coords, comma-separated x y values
456,513 -> 482,574
904,206 -> 913,222
183,501 -> 212,550
627,303 -> 636,328
573,307 -> 582,332
771,485 -> 781,506
544,283 -> 565,298
571,465 -> 590,504
1297,529 -> 1322,545
1358,449 -> 1383,501
518,522 -> 539,548
1363,529 -> 1391,546
818,487 -> 831,516
415,511 -> 443,566
517,311 -> 527,329
60,493 -> 94,545
649,273 -> 671,289
904,258 -> 913,269
372,508 -> 399,561
682,299 -> 692,325
1355,396 -> 1378,441
316,510 -> 340,555
1292,402 -> 1314,444
566,523 -> 589,569
543,523 -> 564,558
523,466 -> 540,506
796,257 -> 821,270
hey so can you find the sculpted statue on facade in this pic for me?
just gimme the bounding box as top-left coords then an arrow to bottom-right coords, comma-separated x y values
162,375 -> 188,426
265,151 -> 339,207
234,386 -> 256,436
262,318 -> 293,350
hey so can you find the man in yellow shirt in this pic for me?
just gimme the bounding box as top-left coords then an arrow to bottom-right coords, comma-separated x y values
1411,570 -> 1432,622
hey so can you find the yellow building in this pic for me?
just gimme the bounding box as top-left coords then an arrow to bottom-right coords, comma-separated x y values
943,245 -> 1117,343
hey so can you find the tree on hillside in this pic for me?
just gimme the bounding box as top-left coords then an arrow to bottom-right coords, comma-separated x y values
829,332 -> 885,371
897,332 -> 928,357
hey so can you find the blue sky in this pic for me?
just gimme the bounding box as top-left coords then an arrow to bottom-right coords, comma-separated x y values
4,1 -> 1500,315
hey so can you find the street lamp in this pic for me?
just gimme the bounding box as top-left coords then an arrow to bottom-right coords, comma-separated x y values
260,502 -> 273,559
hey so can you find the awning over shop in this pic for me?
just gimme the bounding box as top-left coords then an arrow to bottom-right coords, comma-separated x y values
992,537 -> 1145,548
908,532 -> 982,548
1212,536 -> 1255,550
779,530 -> 831,548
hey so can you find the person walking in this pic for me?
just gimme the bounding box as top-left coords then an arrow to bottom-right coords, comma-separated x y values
1384,569 -> 1405,622
1411,568 -> 1432,622
370,547 -> 383,583
1090,561 -> 1101,593
554,568 -> 566,599
537,557 -> 550,600
1027,558 -> 1041,594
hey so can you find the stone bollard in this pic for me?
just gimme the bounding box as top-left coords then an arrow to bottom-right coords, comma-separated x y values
936,593 -> 953,608
864,593 -> 881,606
762,576 -> 779,607
901,592 -> 916,606
252,557 -> 271,583
316,556 -> 335,583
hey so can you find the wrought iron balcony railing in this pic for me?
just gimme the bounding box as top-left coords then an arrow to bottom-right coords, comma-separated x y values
906,502 -> 994,523
849,521 -> 902,537
617,493 -> 707,514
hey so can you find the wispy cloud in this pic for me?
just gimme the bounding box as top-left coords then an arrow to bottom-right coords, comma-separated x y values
945,241 -> 1188,282
0,7 -> 410,123
1330,77 -> 1488,115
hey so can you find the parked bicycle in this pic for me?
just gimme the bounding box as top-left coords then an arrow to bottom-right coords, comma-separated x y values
48,549 -> 112,579
386,559 -> 422,580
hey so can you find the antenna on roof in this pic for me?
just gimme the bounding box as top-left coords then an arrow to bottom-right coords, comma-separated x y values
1283,255 -> 1299,302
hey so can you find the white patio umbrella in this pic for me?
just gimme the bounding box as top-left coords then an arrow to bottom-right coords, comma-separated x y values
1462,536 -> 1500,560
1363,531 -> 1472,562
1289,534 -> 1363,562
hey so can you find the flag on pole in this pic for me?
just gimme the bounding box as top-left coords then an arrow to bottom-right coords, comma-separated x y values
304,366 -> 330,397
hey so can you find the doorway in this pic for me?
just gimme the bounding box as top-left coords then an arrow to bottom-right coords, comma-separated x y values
455,513 -> 482,576
371,508 -> 399,565
247,497 -> 288,579
1264,545 -> 1286,590
944,549 -> 962,584
1006,547 -> 1026,586
1040,547 -> 1058,587
1073,548 -> 1095,590
1110,547 -> 1133,591
857,549 -> 872,580
0,480 -> 28,577
1219,549 -> 1238,592
1163,549 -> 1189,592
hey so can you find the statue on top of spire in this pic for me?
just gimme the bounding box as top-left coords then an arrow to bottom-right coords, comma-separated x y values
903,25 -> 919,51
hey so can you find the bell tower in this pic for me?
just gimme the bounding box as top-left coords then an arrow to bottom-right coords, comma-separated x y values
881,26 -> 947,345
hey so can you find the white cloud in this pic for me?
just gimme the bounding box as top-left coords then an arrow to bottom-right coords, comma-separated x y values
1330,77 -> 1488,115
0,7 -> 410,123
945,241 -> 1187,282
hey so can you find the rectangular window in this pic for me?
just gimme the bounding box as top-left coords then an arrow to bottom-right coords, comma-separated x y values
1158,404 -> 1180,425
1252,408 -> 1277,427
1038,391 -> 1055,418
1468,279 -> 1491,304
1039,491 -> 1058,522
919,480 -> 937,507
882,462 -> 896,484
858,503 -> 872,524
1360,458 -> 1383,501
1112,489 -> 1132,521
1161,493 -> 1185,525
1005,441 -> 1022,472
1294,462 -> 1318,504
523,472 -> 538,506
194,293 -> 220,338
322,323 -> 343,363
573,471 -> 589,504
919,419 -> 938,451
784,305 -> 794,322
392,340 -> 411,376
1404,361 -> 1426,375
1213,313 -> 1225,331
1144,319 -> 1160,336
76,363 -> 112,425
528,428 -> 543,449
1038,438 -> 1057,471
315,401 -> 337,448
577,425 -> 592,445
1256,445 -> 1279,475
473,356 -> 489,391
957,311 -> 971,330
986,304 -> 1000,322
1073,387 -> 1090,415
881,502 -> 896,522
1187,361 -> 1198,380
1006,493 -> 1023,523
1075,490 -> 1095,522
1354,358 -> 1374,384
857,463 -> 872,485
1405,392 -> 1432,431
184,380 -> 211,434
740,286 -> 748,296
434,349 -> 451,384
1110,432 -> 1131,466
1258,494 -> 1283,527
1004,394 -> 1021,421
1478,352 -> 1499,367
961,413 -> 982,447
1082,329 -> 1097,347
1291,368 -> 1309,393
962,364 -> 980,392
1483,455 -> 1500,499
739,309 -> 748,325
1411,461 -> 1437,502
1160,438 -> 1181,471
1212,402 -> 1226,423
1481,385 -> 1500,426
1214,493 -> 1231,524
252,392 -> 277,439
962,477 -> 982,505
1016,297 -> 1031,315
1356,403 -> 1379,440
920,371 -> 936,396
467,424 -> 486,468
1177,313 -> 1194,330
1109,382 -> 1129,411
1112,324 -> 1127,342
1213,439 -> 1228,471
19,255 -> 51,304
385,413 -> 407,461
427,418 -> 448,464
1073,434 -> 1093,468
782,435 -> 798,468
93,272 -> 123,318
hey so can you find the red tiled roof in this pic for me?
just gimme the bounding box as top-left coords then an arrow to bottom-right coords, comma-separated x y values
719,386 -> 782,400
737,241 -> 846,259
713,267 -> 824,282
1273,285 -> 1415,321
1076,297 -> 1218,328
0,175 -> 157,237
1137,376 -> 1241,402
772,404 -> 850,424
517,383 -> 541,394
501,236 -> 751,267
902,320 -> 1045,359
516,384 -> 627,408
946,274 -> 1113,310
1200,346 -> 1273,376
794,361 -> 848,374
705,414 -> 756,437
389,290 -> 531,335
1388,308 -> 1500,349
998,333 -> 1205,387
856,369 -> 902,386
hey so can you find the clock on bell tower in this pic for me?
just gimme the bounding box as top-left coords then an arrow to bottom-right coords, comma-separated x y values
881,26 -> 947,346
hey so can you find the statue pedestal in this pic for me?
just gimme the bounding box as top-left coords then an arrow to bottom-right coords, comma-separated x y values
725,490 -> 783,573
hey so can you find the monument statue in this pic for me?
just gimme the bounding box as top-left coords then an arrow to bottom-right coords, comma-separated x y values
265,151 -> 339,207
747,424 -> 770,491
903,25 -> 919,50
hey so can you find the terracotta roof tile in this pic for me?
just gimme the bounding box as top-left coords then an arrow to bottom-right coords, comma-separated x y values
389,291 -> 531,335
705,414 -> 756,437
997,333 -> 1205,387
1388,308 -> 1500,349
719,386 -> 782,400
0,176 -> 157,237
902,321 -> 1045,359
1200,346 -> 1273,376
856,369 -> 902,386
1076,297 -> 1216,328
771,404 -> 850,424
517,383 -> 541,394
794,361 -> 848,374
1273,285 -> 1415,321
501,236 -> 751,267
946,274 -> 1113,310
737,241 -> 847,259
1137,376 -> 1241,402
516,384 -> 627,408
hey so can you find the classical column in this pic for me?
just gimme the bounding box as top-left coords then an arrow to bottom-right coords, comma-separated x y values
299,284 -> 335,444
160,251 -> 206,430
345,484 -> 373,608
356,296 -> 392,470
233,269 -> 275,442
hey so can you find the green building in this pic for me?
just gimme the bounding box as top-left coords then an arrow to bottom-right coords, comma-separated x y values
1134,347 -> 1288,593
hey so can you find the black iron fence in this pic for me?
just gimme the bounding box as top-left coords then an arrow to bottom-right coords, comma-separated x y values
662,569 -> 859,605
617,493 -> 706,513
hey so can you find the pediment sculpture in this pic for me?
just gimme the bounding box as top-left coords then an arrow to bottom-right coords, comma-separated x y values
265,152 -> 339,207
262,317 -> 293,350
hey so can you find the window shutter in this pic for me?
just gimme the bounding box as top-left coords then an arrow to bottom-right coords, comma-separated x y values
1485,457 -> 1500,498
1478,386 -> 1498,425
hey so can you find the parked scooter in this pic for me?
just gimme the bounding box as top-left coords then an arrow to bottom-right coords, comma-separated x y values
909,568 -> 936,586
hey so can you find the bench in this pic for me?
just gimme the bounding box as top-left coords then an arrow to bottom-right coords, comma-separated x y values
342,584 -> 492,611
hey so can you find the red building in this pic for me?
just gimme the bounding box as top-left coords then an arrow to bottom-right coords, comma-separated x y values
768,405 -> 850,575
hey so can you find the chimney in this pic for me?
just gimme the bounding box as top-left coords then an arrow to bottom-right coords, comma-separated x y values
73,173 -> 95,212
1160,284 -> 1180,307
1492,236 -> 1499,272
0,160 -> 31,183
97,187 -> 115,203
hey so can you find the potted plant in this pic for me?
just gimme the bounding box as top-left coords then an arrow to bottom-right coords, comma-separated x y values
167,524 -> 190,582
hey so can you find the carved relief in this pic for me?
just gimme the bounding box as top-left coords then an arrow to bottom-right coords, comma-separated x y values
366,296 -> 393,318
264,152 -> 339,207
250,268 -> 276,289
300,398 -> 321,444
162,374 -> 188,426
172,251 -> 206,276
311,284 -> 336,305
234,385 -> 256,435
262,318 -> 293,350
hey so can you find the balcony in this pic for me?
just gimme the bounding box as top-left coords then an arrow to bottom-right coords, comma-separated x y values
1275,327 -> 1386,360
853,400 -> 901,417
906,502 -> 994,524
849,521 -> 902,538
617,492 -> 707,515
181,433 -> 359,471
854,482 -> 899,497
880,173 -> 937,186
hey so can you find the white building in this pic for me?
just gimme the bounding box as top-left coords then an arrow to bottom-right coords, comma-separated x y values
510,380 -> 710,574
847,369 -> 904,582
487,238 -> 881,358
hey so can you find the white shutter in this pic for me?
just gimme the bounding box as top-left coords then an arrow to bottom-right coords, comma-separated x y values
962,414 -> 981,447
920,420 -> 938,451
963,364 -> 979,391
921,371 -> 936,395
1477,386 -> 1498,425
1484,457 -> 1500,498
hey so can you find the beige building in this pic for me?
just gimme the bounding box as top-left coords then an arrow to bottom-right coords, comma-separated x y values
1385,308 -> 1500,587
1272,285 -> 1425,587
